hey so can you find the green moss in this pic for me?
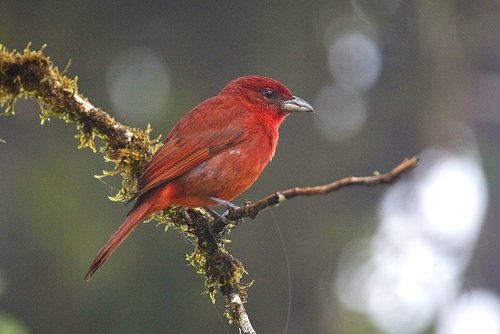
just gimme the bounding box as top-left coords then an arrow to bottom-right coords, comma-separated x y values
0,44 -> 251,324
153,208 -> 252,306
0,44 -> 164,202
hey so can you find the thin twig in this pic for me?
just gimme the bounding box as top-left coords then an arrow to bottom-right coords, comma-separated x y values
222,156 -> 419,224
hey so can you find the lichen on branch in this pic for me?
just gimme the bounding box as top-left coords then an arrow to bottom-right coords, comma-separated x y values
0,44 -> 160,201
0,44 -> 252,330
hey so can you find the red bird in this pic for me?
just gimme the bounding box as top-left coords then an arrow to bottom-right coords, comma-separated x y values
85,75 -> 314,280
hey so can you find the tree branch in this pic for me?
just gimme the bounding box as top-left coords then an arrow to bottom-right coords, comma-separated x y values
0,45 -> 418,334
227,293 -> 256,334
0,44 -> 160,200
222,156 -> 419,223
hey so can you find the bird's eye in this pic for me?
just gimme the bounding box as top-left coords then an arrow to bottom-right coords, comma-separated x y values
262,89 -> 277,100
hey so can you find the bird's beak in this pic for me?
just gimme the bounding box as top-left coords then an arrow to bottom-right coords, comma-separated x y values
282,96 -> 315,113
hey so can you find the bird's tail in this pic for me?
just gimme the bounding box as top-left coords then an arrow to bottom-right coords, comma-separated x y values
84,201 -> 152,281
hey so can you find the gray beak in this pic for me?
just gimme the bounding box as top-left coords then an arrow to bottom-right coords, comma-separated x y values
282,96 -> 315,113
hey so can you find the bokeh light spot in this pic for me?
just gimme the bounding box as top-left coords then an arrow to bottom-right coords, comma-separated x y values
314,84 -> 367,141
328,32 -> 382,90
106,47 -> 171,125
437,289 -> 500,334
335,145 -> 489,334
417,151 -> 488,248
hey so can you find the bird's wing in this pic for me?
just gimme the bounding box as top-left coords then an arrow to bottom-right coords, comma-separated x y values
134,126 -> 245,199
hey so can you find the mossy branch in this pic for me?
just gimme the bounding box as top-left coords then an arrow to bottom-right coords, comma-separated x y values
0,45 -> 418,334
0,44 -> 161,200
0,44 -> 255,332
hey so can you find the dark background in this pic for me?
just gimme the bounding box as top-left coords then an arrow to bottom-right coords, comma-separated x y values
0,1 -> 498,333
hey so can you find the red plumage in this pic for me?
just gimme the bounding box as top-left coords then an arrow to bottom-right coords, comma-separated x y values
85,75 -> 314,280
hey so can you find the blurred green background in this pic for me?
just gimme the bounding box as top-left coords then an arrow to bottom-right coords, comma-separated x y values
0,1 -> 499,334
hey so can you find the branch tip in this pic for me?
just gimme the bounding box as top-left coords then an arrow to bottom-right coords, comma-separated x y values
225,155 -> 419,222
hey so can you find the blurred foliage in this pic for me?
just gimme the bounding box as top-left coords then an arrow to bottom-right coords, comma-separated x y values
0,312 -> 29,334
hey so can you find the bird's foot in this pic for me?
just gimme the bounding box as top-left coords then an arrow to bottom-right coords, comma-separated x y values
208,197 -> 244,232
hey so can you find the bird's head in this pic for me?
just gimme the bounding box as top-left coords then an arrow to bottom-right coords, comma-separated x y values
220,75 -> 314,120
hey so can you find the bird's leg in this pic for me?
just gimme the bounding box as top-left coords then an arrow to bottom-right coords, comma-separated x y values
207,208 -> 236,234
208,197 -> 244,231
209,197 -> 240,210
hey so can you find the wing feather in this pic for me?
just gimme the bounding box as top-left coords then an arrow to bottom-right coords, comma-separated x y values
134,126 -> 245,199
132,95 -> 248,199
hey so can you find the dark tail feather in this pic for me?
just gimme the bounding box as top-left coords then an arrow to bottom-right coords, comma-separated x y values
85,202 -> 152,281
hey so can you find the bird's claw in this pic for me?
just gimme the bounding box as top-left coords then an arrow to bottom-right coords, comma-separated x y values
208,197 -> 244,232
